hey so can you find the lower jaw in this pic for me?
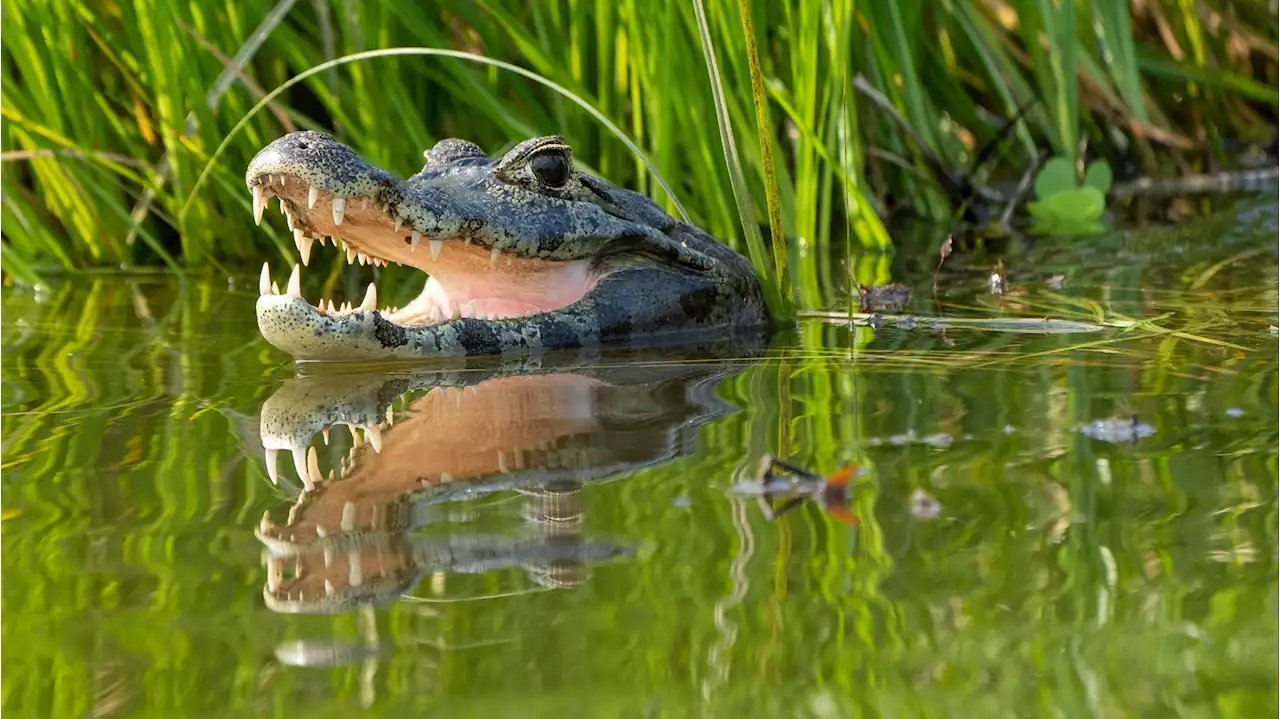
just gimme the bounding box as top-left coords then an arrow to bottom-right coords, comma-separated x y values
256,294 -> 601,361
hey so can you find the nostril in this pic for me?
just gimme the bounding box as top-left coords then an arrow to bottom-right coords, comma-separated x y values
296,141 -> 309,149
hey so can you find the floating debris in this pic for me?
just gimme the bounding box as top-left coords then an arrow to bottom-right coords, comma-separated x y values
989,259 -> 1008,295
731,456 -> 867,525
1077,417 -> 1155,443
909,489 -> 941,520
857,283 -> 911,313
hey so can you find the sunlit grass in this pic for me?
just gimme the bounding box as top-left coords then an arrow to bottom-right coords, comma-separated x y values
1,1 -> 1276,311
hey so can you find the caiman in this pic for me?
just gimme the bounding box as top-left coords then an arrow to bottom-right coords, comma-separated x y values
246,132 -> 767,360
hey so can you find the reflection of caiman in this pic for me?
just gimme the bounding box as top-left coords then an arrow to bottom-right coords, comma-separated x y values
247,132 -> 767,360
254,342 -> 757,614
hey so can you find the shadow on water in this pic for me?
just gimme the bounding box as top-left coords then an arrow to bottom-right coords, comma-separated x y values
1,201 -> 1277,716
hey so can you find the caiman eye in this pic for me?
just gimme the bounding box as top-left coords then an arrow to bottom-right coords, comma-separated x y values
530,150 -> 571,188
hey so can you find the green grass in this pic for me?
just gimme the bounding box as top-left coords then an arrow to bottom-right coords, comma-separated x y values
1,1 -> 1276,309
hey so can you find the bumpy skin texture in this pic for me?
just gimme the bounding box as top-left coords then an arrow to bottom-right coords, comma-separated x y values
246,132 -> 768,360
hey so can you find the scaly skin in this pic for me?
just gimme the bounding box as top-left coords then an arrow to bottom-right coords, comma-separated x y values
246,132 -> 767,360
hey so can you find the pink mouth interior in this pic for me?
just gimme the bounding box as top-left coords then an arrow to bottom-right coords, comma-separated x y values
261,177 -> 595,324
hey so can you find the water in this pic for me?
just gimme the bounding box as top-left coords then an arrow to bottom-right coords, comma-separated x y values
3,203 -> 1276,717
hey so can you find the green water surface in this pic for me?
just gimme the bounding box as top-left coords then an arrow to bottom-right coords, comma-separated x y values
3,204 -> 1277,717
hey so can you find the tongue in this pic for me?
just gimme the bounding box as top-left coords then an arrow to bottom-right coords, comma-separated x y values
391,251 -> 595,323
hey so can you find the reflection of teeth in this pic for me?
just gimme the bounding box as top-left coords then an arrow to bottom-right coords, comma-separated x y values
325,579 -> 336,597
307,185 -> 319,209
323,546 -> 334,567
267,558 -> 281,592
286,264 -> 302,299
265,448 -> 279,484
348,550 -> 363,587
497,451 -> 509,473
252,185 -> 265,225
439,472 -> 454,482
462,301 -> 476,319
315,525 -> 328,538
490,246 -> 501,265
332,197 -> 345,226
307,446 -> 322,486
341,502 -> 357,531
259,263 -> 272,296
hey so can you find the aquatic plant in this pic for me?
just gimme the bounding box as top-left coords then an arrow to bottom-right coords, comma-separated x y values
1,0 -> 1276,305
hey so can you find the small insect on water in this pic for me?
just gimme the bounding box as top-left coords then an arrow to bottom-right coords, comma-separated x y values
732,455 -> 867,525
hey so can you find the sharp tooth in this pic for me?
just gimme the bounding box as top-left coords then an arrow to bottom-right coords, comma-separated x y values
284,207 -> 294,231
286,264 -> 302,298
297,231 -> 314,266
490,246 -> 501,265
327,299 -> 337,314
462,301 -> 476,319
359,283 -> 377,311
260,510 -> 272,533
346,246 -> 357,264
278,174 -> 286,186
386,406 -> 394,426
497,451 -> 509,473
332,197 -> 345,226
324,579 -> 336,597
411,230 -> 422,250
365,425 -> 382,453
307,446 -> 322,486
321,427 -> 330,444
292,449 -> 313,490
451,303 -> 462,320
323,547 -> 334,567
316,524 -> 328,538
259,263 -> 271,296
265,449 -> 278,483
393,217 -> 403,233
271,281 -> 280,295
252,185 -> 265,225
341,301 -> 352,312
429,239 -> 443,261
341,502 -> 357,531
439,472 -> 454,482
307,185 -> 319,209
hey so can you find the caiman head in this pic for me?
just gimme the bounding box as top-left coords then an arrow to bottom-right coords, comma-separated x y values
246,132 -> 766,360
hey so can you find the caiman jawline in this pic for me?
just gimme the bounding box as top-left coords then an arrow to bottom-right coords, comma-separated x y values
249,173 -> 594,327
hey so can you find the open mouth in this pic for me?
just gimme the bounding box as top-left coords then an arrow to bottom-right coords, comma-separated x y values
250,173 -> 595,326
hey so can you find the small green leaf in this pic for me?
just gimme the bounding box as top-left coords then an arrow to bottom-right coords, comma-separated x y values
1034,157 -> 1077,199
1041,186 -> 1106,220
1083,160 -> 1113,194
